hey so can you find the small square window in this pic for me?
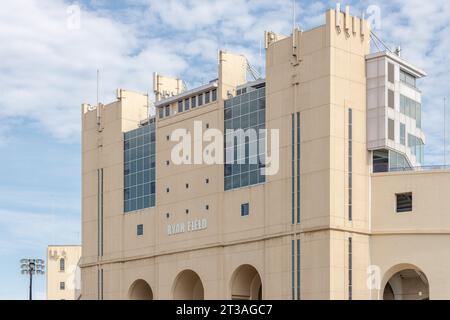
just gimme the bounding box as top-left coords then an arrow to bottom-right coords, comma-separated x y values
205,178 -> 209,184
137,224 -> 144,236
241,203 -> 249,216
206,205 -> 209,210
166,160 -> 170,166
206,123 -> 209,129
166,187 -> 170,193
166,135 -> 170,141
166,213 -> 170,219
60,282 -> 65,290
185,209 -> 189,214
186,183 -> 189,189
396,192 -> 412,212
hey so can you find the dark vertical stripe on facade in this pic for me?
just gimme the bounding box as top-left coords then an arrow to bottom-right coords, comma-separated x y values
296,112 -> 300,224
348,108 -> 353,221
291,114 -> 295,225
297,238 -> 301,300
348,237 -> 353,300
291,239 -> 295,299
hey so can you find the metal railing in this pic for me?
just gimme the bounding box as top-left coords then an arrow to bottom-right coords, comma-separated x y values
389,165 -> 450,172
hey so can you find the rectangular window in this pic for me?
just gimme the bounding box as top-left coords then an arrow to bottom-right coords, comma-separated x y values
178,101 -> 183,113
400,70 -> 416,88
164,105 -> 170,117
396,192 -> 412,212
212,89 -> 217,101
224,85 -> 266,191
388,89 -> 395,109
348,237 -> 352,300
388,62 -> 395,84
388,118 -> 395,141
348,109 -> 353,221
184,98 -> 190,111
60,282 -> 65,290
198,93 -> 203,106
124,123 -> 157,213
241,203 -> 249,216
400,123 -> 406,145
205,91 -> 210,104
137,224 -> 144,236
158,107 -> 164,119
191,96 -> 197,108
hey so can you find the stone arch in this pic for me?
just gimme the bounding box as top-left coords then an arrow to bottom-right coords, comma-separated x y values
128,279 -> 153,300
382,263 -> 429,300
172,269 -> 204,300
230,264 -> 262,300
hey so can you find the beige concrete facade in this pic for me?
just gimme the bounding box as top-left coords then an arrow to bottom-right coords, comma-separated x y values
47,245 -> 82,300
80,7 -> 450,300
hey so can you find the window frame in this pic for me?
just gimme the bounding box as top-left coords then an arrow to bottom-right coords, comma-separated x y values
241,203 -> 249,216
396,192 -> 413,213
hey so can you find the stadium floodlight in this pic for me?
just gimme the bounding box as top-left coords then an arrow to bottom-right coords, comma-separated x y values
20,258 -> 45,300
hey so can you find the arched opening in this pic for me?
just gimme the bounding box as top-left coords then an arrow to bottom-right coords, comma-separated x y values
128,279 -> 153,300
383,267 -> 429,300
230,264 -> 262,300
172,270 -> 204,300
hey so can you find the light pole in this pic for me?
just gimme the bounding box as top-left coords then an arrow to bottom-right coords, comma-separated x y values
20,258 -> 45,300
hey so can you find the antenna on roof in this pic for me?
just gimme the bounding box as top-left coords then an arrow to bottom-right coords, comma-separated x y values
445,97 -> 447,166
96,69 -> 99,106
292,0 -> 296,31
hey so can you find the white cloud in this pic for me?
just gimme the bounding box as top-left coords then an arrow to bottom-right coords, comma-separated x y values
0,209 -> 80,255
0,0 -> 188,140
0,0 -> 449,164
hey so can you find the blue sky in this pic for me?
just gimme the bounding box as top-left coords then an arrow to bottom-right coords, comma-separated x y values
0,0 -> 449,299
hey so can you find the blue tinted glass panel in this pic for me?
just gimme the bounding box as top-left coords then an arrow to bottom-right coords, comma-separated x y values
124,122 -> 156,213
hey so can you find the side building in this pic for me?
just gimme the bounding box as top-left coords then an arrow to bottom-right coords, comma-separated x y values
80,7 -> 450,300
47,245 -> 82,300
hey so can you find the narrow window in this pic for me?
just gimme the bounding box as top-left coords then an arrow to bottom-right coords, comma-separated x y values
212,89 -> 217,101
137,224 -> 143,236
60,282 -> 65,290
241,203 -> 249,216
165,105 -> 170,117
191,96 -> 197,108
348,109 -> 353,221
400,123 -> 406,145
59,258 -> 65,272
388,62 -> 395,84
159,107 -> 164,119
184,98 -> 190,111
348,237 -> 353,300
388,118 -> 395,141
178,100 -> 183,113
396,192 -> 412,212
205,91 -> 210,104
291,113 -> 295,224
198,93 -> 203,106
388,89 -> 395,109
291,239 -> 295,300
